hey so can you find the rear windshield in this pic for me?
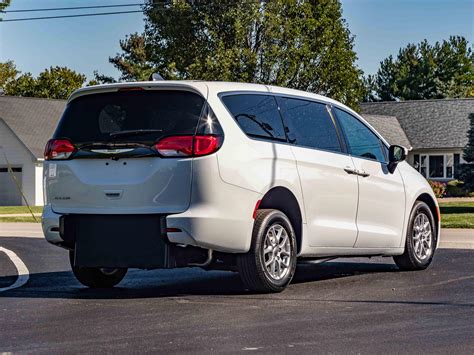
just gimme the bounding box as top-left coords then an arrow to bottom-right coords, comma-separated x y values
54,90 -> 206,144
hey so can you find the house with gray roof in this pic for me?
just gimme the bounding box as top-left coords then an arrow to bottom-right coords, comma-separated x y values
361,98 -> 473,182
0,96 -> 65,205
362,114 -> 411,148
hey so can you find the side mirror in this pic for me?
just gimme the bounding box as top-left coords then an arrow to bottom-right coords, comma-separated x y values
388,145 -> 407,174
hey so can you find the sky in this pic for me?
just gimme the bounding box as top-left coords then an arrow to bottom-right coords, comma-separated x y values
0,0 -> 473,81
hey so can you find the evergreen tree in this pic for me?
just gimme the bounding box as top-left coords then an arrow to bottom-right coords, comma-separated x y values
366,36 -> 474,101
460,113 -> 474,191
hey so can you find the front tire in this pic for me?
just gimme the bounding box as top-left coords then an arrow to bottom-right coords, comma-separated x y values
238,209 -> 297,293
394,201 -> 437,271
69,251 -> 127,288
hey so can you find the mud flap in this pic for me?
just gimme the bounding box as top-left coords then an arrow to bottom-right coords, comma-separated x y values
64,214 -> 169,268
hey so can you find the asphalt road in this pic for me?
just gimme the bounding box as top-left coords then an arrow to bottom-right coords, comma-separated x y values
0,236 -> 473,353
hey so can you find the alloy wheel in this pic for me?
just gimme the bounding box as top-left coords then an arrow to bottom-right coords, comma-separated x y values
262,224 -> 292,280
413,212 -> 433,261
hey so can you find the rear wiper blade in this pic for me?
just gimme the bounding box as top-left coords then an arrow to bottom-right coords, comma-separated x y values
235,113 -> 276,138
109,129 -> 163,138
77,142 -> 151,150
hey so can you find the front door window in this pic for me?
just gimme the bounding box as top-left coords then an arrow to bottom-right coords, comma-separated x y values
333,108 -> 385,162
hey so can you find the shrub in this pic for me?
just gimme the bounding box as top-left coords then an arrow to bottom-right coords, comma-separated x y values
428,180 -> 447,198
459,163 -> 474,192
446,180 -> 468,197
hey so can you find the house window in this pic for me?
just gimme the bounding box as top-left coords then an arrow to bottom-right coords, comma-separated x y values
429,155 -> 444,178
420,155 -> 427,177
446,155 -> 454,179
0,167 -> 22,173
453,154 -> 460,179
417,154 -> 455,179
413,154 -> 420,169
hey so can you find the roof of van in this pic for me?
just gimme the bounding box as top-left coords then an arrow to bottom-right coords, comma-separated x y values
70,80 -> 352,112
70,80 -> 362,128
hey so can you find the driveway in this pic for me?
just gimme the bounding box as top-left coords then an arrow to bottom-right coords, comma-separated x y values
0,224 -> 473,352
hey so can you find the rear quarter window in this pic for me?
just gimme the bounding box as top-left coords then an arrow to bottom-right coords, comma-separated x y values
221,94 -> 286,141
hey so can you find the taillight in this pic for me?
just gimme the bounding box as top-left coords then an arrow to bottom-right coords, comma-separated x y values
44,139 -> 76,160
194,136 -> 221,156
154,135 -> 222,157
155,136 -> 194,157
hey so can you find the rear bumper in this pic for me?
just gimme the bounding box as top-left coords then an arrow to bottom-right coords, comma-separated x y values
42,155 -> 259,254
42,185 -> 258,255
42,204 -> 64,246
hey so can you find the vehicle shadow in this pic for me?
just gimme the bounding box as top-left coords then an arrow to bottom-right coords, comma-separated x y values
0,260 -> 400,300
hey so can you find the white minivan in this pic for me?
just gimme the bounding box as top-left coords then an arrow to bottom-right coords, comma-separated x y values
42,81 -> 440,292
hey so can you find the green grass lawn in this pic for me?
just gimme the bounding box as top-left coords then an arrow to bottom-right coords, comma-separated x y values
0,216 -> 39,223
0,206 -> 42,223
439,201 -> 474,229
0,206 -> 43,214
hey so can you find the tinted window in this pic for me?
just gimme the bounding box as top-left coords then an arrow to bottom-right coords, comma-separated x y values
382,144 -> 389,161
55,91 -> 206,144
278,97 -> 341,152
335,108 -> 385,162
221,94 -> 286,141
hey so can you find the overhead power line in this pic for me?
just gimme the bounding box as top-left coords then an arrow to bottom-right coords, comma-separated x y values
0,1 -> 266,23
1,10 -> 145,22
1,3 -> 144,13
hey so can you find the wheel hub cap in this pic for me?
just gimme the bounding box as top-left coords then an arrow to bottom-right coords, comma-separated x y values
413,213 -> 433,261
263,224 -> 291,280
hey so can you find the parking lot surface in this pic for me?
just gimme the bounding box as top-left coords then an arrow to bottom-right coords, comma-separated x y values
0,235 -> 473,353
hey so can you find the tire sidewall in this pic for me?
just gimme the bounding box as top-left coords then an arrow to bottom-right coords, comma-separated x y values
69,250 -> 127,288
254,210 -> 297,289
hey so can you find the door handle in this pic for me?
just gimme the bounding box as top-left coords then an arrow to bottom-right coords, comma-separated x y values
344,167 -> 358,175
344,167 -> 370,177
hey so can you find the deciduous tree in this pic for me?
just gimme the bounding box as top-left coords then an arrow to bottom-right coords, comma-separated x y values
0,0 -> 11,12
107,0 -> 365,108
0,60 -> 18,88
4,66 -> 86,99
0,0 -> 11,21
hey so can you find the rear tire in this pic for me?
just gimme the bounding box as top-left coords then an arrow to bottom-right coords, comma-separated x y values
69,250 -> 127,288
394,201 -> 437,271
238,209 -> 297,293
